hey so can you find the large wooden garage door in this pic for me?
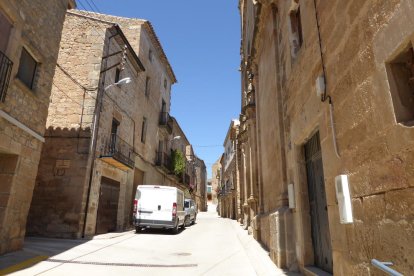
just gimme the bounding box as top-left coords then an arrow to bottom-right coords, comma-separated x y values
96,177 -> 120,234
305,132 -> 333,273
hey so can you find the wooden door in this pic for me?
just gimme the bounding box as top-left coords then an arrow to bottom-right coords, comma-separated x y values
305,132 -> 333,273
96,177 -> 120,234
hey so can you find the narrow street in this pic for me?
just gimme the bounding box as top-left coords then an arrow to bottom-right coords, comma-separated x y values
2,206 -> 291,276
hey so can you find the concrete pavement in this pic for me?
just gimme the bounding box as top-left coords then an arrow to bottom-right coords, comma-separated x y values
0,205 -> 298,276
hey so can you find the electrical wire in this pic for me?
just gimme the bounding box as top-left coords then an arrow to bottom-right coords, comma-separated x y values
52,82 -> 83,107
88,0 -> 102,13
69,6 -> 173,116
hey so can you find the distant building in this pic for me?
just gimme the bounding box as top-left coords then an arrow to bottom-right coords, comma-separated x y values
211,157 -> 222,205
193,156 -> 207,212
206,179 -> 212,202
218,120 -> 239,219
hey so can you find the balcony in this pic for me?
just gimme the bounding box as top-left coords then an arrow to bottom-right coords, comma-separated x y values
100,134 -> 135,170
155,151 -> 172,172
0,50 -> 13,102
159,112 -> 173,134
242,90 -> 255,112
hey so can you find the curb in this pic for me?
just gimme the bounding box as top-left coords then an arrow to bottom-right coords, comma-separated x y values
230,220 -> 293,276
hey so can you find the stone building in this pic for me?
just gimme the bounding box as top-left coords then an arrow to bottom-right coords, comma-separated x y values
210,157 -> 222,205
239,0 -> 414,275
27,10 -> 184,238
0,0 -> 75,255
206,179 -> 212,203
218,120 -> 239,220
238,72 -> 260,234
171,117 -> 195,196
193,155 -> 207,212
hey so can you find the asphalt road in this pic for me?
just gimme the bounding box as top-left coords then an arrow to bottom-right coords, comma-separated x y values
6,206 -> 291,276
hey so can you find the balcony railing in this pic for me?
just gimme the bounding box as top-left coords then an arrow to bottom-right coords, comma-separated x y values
155,151 -> 172,171
101,134 -> 135,170
0,50 -> 13,102
159,112 -> 173,134
243,90 -> 255,111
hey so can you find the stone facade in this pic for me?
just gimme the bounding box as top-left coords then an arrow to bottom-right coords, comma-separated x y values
0,0 -> 75,255
26,10 -> 199,239
193,156 -> 207,212
210,157 -> 221,205
238,0 -> 414,275
218,120 -> 239,220
171,117 -> 197,197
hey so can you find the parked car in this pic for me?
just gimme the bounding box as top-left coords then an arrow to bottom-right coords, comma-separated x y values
133,185 -> 186,234
184,198 -> 197,226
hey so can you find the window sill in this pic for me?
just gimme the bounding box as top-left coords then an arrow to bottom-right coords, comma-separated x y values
13,77 -> 36,97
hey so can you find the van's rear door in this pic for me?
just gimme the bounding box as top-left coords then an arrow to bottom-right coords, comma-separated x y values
137,187 -> 174,221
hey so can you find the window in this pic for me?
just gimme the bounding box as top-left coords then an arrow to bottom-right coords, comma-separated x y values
111,119 -> 119,136
109,119 -> 119,152
145,77 -> 150,97
149,49 -> 153,63
17,48 -> 38,89
161,99 -> 166,113
0,11 -> 12,53
115,68 -> 121,83
141,117 -> 147,143
164,78 -> 167,89
386,45 -> 414,125
289,1 -> 303,58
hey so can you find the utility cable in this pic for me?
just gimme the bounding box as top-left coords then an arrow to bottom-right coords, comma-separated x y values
313,0 -> 340,158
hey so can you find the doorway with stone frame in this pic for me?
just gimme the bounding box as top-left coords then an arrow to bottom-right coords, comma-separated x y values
302,131 -> 333,273
96,176 -> 120,234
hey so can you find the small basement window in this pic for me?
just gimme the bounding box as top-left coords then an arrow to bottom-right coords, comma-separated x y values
386,44 -> 414,126
17,48 -> 38,90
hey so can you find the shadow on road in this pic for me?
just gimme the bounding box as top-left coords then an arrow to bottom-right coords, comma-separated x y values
135,227 -> 187,235
0,230 -> 135,274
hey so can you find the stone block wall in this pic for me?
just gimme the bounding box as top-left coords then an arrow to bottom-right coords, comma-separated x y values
241,0 -> 414,274
0,0 -> 71,255
27,130 -> 90,238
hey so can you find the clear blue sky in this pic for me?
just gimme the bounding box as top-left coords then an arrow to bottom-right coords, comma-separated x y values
77,0 -> 241,178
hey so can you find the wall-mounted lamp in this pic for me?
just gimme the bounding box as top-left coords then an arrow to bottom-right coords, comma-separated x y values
104,77 -> 131,91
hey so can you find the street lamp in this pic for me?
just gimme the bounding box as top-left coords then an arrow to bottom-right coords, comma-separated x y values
104,77 -> 132,91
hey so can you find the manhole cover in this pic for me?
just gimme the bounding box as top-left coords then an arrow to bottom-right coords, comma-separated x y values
173,252 -> 191,256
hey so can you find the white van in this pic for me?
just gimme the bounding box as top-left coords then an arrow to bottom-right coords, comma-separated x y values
133,185 -> 186,233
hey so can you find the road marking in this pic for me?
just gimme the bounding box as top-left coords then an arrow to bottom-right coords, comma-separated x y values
45,259 -> 198,268
0,255 -> 49,275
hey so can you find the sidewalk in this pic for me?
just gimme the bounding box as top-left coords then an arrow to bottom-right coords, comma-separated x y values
207,202 -> 299,276
0,231 -> 134,275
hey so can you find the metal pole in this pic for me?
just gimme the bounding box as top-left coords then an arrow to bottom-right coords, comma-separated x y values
371,259 -> 403,276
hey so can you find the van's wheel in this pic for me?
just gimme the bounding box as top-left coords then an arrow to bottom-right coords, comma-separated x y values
181,218 -> 186,229
172,220 -> 179,234
192,215 -> 196,225
185,216 -> 191,227
135,226 -> 142,233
